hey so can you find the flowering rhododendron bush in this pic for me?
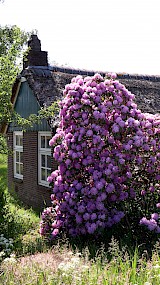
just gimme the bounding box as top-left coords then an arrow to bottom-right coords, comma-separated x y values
40,73 -> 160,240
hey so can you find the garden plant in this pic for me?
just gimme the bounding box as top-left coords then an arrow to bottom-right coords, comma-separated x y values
40,73 -> 159,241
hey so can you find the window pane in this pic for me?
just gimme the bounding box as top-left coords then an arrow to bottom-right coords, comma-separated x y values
14,132 -> 23,179
41,155 -> 45,167
20,152 -> 23,163
16,151 -> 19,162
41,136 -> 45,148
16,135 -> 19,146
46,136 -> 51,148
47,155 -> 51,168
19,136 -> 23,146
41,168 -> 46,180
20,164 -> 23,175
16,163 -> 19,174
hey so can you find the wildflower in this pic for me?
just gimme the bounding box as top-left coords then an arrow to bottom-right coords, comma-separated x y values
151,213 -> 159,220
153,264 -> 160,269
52,228 -> 59,237
3,256 -> 17,264
141,190 -> 146,196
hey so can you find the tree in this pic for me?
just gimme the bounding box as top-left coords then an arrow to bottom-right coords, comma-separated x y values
0,25 -> 29,153
0,25 -> 29,127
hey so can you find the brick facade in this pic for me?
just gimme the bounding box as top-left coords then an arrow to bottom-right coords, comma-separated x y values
23,35 -> 48,69
7,131 -> 57,211
23,51 -> 48,69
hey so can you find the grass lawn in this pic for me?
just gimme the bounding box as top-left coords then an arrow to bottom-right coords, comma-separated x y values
0,153 -> 7,191
1,153 -> 160,285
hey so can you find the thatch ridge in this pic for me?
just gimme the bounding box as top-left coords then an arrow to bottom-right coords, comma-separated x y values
12,65 -> 160,116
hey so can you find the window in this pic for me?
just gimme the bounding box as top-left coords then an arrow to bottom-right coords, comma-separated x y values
13,131 -> 23,179
38,132 -> 51,187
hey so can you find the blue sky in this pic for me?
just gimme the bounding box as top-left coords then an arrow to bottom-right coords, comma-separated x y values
0,0 -> 160,75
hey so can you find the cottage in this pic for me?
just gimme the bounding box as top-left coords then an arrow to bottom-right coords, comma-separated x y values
7,35 -> 160,210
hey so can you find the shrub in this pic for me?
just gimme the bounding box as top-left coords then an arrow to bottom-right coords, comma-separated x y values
0,234 -> 14,262
0,154 -> 8,235
0,186 -> 6,230
40,73 -> 160,241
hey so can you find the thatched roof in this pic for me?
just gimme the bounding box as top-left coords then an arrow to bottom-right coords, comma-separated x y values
119,76 -> 160,115
13,65 -> 160,115
10,65 -> 160,130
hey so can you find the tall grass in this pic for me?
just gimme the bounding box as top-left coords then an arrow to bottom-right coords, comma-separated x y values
1,241 -> 160,285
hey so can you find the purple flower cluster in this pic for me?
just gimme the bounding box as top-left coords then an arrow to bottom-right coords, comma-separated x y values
40,73 -> 160,238
139,203 -> 160,234
140,205 -> 160,233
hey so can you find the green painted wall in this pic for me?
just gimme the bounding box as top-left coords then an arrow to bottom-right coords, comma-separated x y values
8,81 -> 50,132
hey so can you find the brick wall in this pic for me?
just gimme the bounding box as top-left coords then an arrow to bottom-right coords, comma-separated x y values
23,35 -> 48,69
7,131 -> 57,211
23,51 -> 48,69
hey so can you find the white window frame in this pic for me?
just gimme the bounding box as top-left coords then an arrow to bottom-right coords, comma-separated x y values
13,131 -> 23,179
38,131 -> 52,187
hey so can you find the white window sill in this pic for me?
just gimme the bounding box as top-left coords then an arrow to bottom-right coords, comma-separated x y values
38,181 -> 51,188
14,175 -> 23,180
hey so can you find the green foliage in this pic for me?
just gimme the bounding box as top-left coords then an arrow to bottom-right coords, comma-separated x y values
0,25 -> 29,130
0,154 -> 7,233
1,243 -> 160,285
0,154 -> 46,257
0,25 -> 28,57
13,100 -> 60,130
0,134 -> 8,154
0,234 -> 14,262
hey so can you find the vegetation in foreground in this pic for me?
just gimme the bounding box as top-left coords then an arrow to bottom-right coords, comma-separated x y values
1,155 -> 160,285
0,154 -> 48,258
1,238 -> 160,285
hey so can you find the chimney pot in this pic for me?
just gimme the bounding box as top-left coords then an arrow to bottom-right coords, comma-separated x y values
28,34 -> 41,51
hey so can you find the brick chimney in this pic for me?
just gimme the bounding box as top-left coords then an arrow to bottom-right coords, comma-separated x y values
23,35 -> 48,68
